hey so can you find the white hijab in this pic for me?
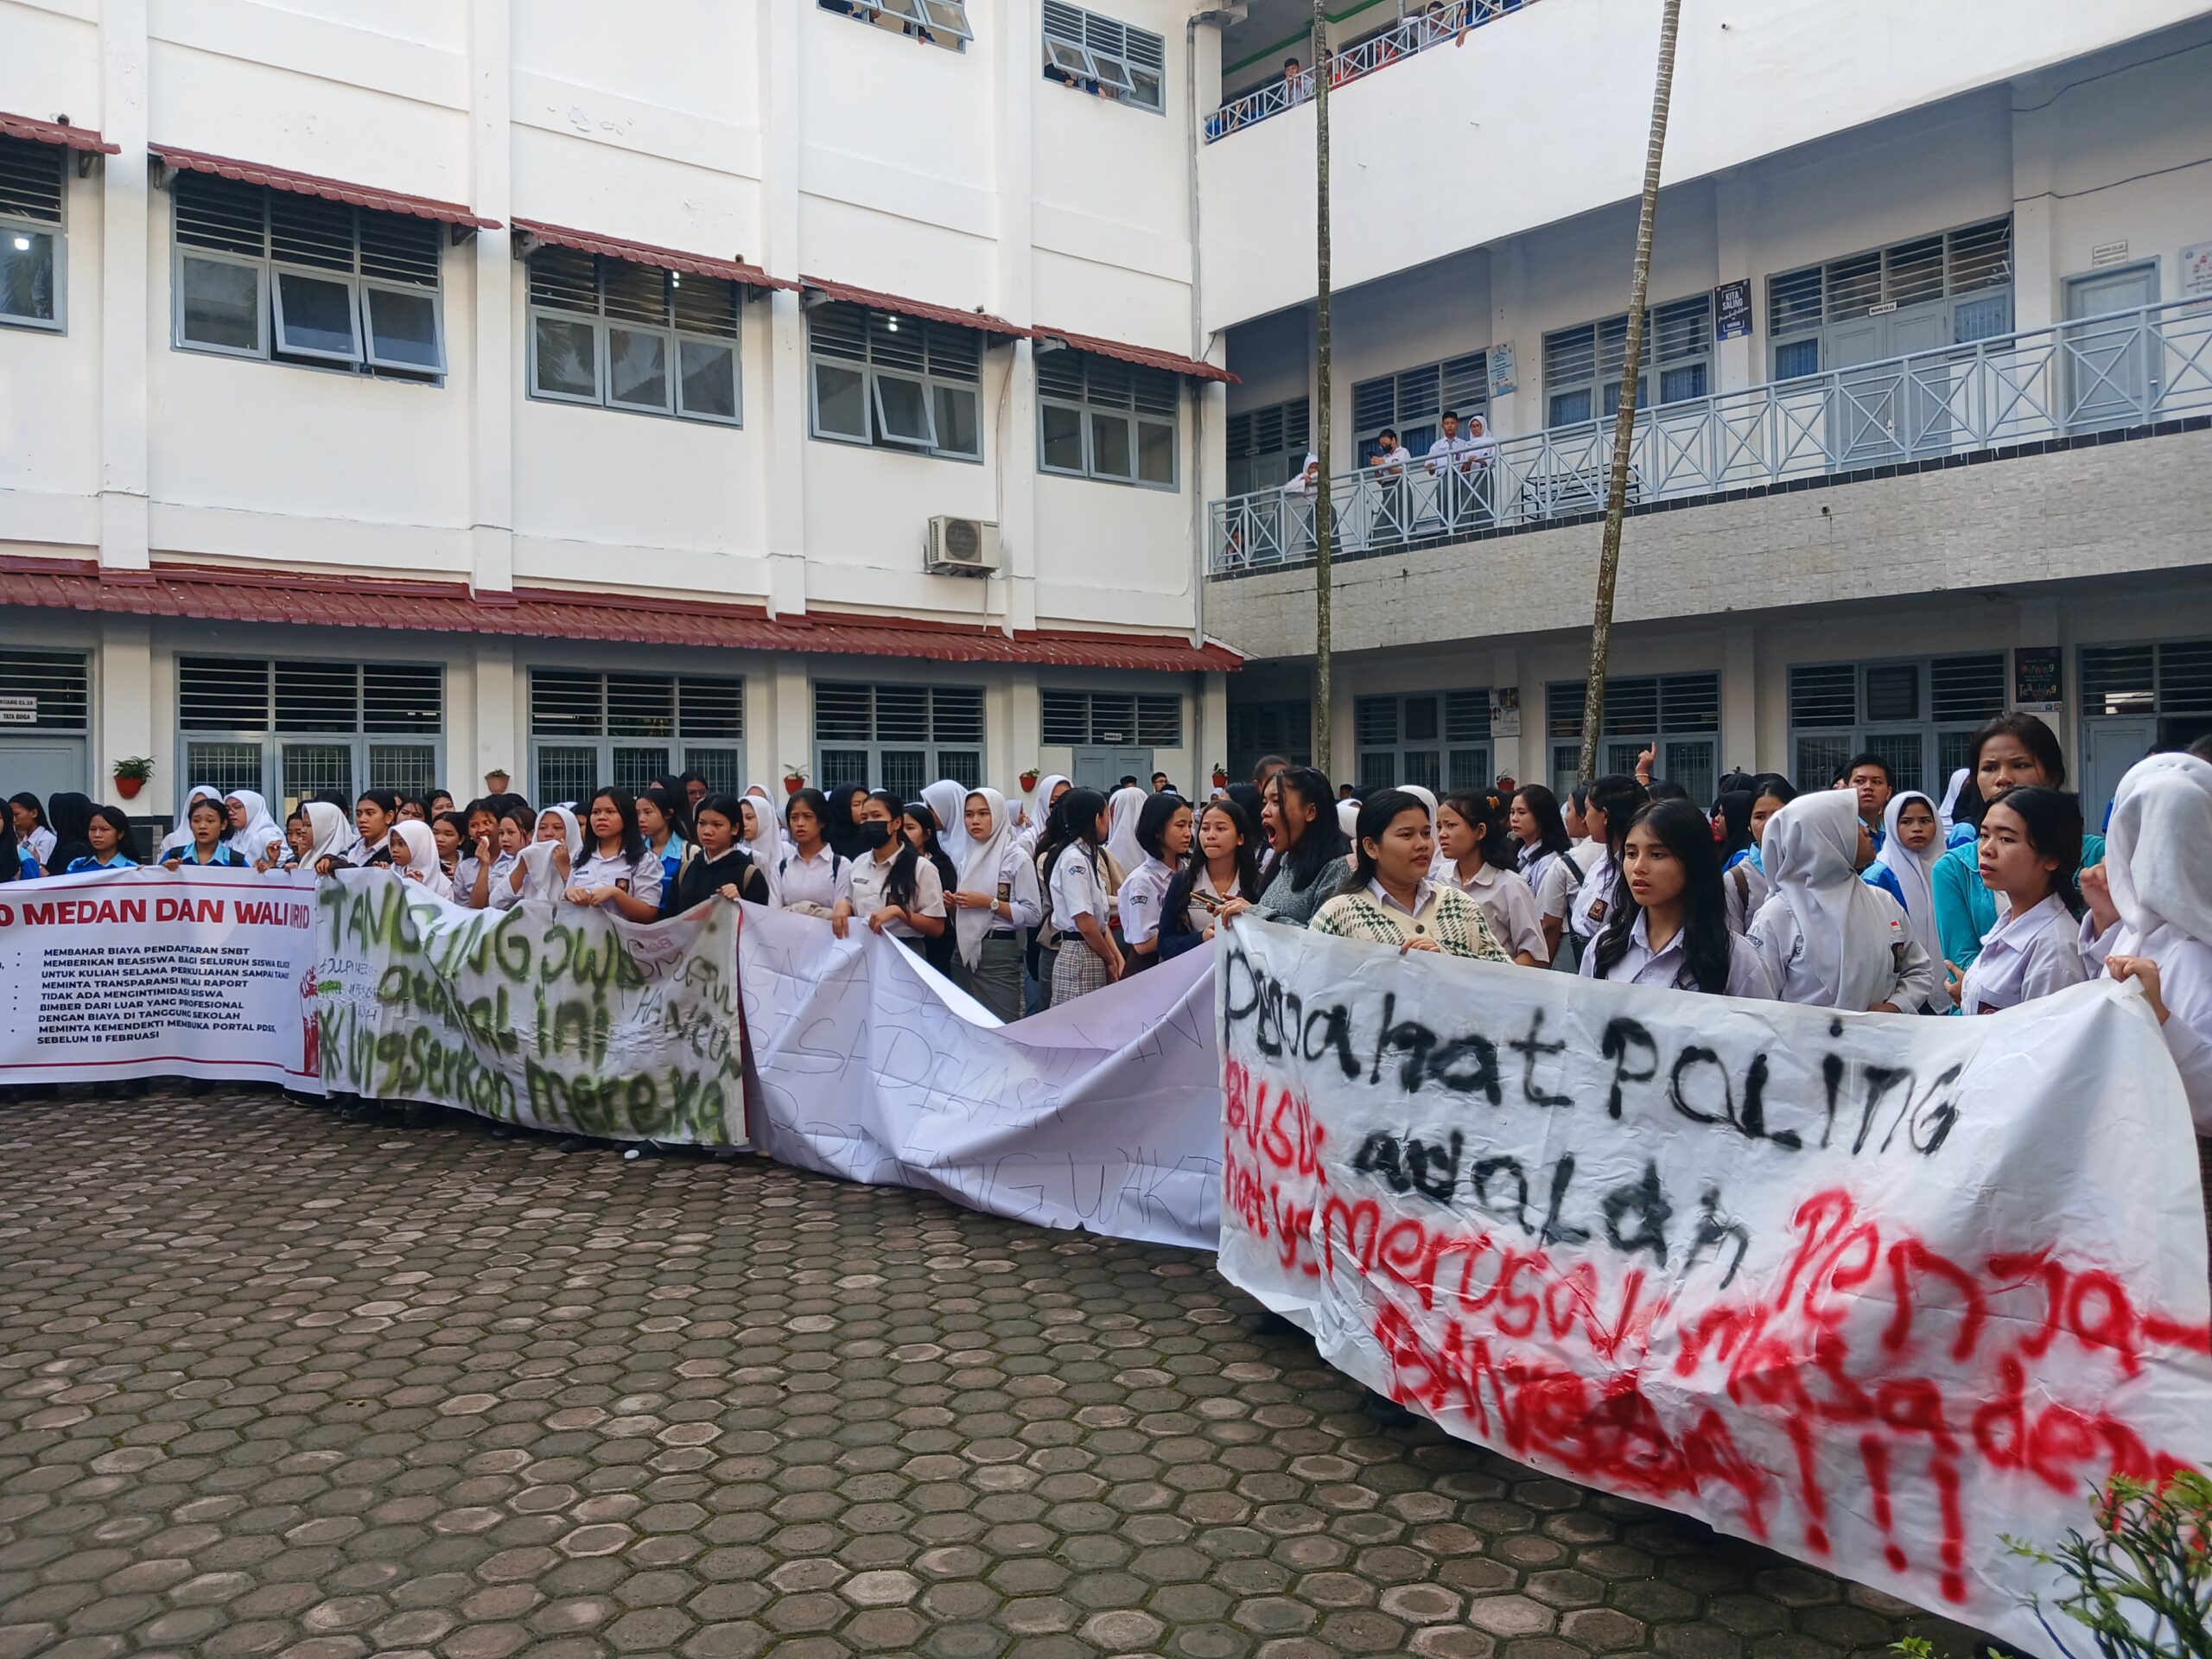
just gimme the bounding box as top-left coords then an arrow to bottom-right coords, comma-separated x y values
389,819 -> 453,901
515,806 -> 584,902
736,795 -> 783,905
160,785 -> 223,855
1400,784 -> 1439,823
2104,752 -> 2212,956
921,779 -> 973,865
224,789 -> 287,865
1336,799 -> 1360,840
301,802 -> 353,869
1762,789 -> 1895,1011
1872,790 -> 1942,979
1104,785 -> 1147,874
1936,767 -> 1973,840
1021,775 -> 1071,847
954,788 -> 1014,970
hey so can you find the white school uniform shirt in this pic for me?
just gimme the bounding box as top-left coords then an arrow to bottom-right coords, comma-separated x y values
1367,443 -> 1412,478
776,844 -> 843,911
485,850 -> 523,911
1048,845 -> 1112,938
1580,910 -> 1777,1001
1522,848 -> 1581,924
1722,855 -> 1773,938
22,824 -> 54,868
2083,918 -> 2212,1133
837,851 -> 945,941
1747,883 -> 1934,1012
575,845 -> 663,908
1424,432 -> 1479,477
1567,853 -> 1618,941
1439,859 -> 1548,963
1958,893 -> 2087,1015
1185,865 -> 1242,937
1117,855 -> 1176,948
969,841 -> 1044,933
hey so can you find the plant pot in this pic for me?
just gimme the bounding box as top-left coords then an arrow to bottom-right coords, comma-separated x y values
114,775 -> 144,800
1211,772 -> 1228,789
1020,774 -> 1039,792
784,778 -> 804,794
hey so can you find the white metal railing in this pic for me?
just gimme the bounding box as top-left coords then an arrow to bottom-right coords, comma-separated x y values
1206,0 -> 1538,142
1208,296 -> 2212,575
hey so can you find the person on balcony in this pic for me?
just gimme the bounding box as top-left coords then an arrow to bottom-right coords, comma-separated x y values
1366,429 -> 1410,475
1425,411 -> 1481,531
1281,56 -> 1309,105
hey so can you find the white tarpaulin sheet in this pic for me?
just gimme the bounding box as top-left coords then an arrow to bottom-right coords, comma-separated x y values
1213,918 -> 2212,1659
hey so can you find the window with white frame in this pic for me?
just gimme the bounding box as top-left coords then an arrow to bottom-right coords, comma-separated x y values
526,247 -> 741,425
814,683 -> 984,800
1351,353 -> 1488,461
1767,219 -> 2012,380
817,0 -> 972,51
809,302 -> 983,461
1354,690 -> 1491,798
171,173 -> 444,378
0,137 -> 65,332
1224,397 -> 1309,498
527,670 -> 746,806
1546,673 -> 1719,802
1041,2 -> 1166,111
1040,690 -> 1182,747
1038,349 -> 1178,487
1542,294 -> 1713,429
1787,655 -> 2006,796
176,657 -> 444,813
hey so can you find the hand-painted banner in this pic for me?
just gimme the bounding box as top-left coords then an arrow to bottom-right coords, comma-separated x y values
0,867 -> 321,1084
311,869 -> 747,1144
1213,918 -> 2212,1659
735,903 -> 1223,1251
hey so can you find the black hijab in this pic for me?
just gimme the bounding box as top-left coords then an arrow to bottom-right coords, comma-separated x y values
822,783 -> 868,862
46,791 -> 94,872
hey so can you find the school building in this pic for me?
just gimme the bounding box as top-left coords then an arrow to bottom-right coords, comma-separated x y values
2,0 -> 2209,831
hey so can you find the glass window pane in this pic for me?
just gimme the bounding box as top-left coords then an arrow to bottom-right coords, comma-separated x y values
1795,736 -> 1853,791
814,362 -> 868,440
932,384 -> 978,456
817,747 -> 870,788
275,270 -> 360,359
1865,733 -> 1924,797
1137,419 -> 1174,485
678,340 -> 739,421
186,742 -> 264,799
365,286 -> 442,370
608,326 -> 670,409
613,747 -> 670,794
1400,751 -> 1442,794
533,314 -> 600,399
1658,362 -> 1707,404
0,228 -> 56,324
1662,741 -> 1713,806
368,745 -> 437,797
1446,747 -> 1490,793
536,745 -> 599,806
935,750 -> 982,790
874,373 -> 934,445
1774,338 -> 1820,379
181,256 -> 263,352
1548,388 -> 1592,428
280,743 -> 353,817
1090,411 -> 1133,479
1041,404 -> 1084,472
683,747 -> 743,794
879,750 -> 926,802
1357,752 -> 1395,795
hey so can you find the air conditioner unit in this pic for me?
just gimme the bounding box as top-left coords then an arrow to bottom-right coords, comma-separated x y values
925,516 -> 1001,576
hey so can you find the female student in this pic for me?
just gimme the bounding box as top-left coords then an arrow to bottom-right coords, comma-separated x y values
1868,791 -> 1948,1013
1509,785 -> 1579,965
157,786 -> 222,858
1934,714 -> 2103,971
1749,791 -> 1933,1013
1038,787 -> 1122,1000
1710,786 -> 1770,935
902,802 -> 963,975
480,800 -> 534,909
430,811 -> 469,888
831,791 -> 945,952
664,793 -> 771,912
67,805 -> 139,873
1117,793 -> 1193,975
1159,797 -> 1263,962
737,795 -> 784,906
1219,766 -> 1353,928
1584,801 -> 1777,998
776,789 -> 844,918
1310,790 -> 1509,960
1020,774 -> 1071,849
638,786 -> 690,896
510,806 -> 585,905
9,793 -> 54,870
223,791 -> 285,868
353,791 -> 401,867
1566,774 -> 1649,951
292,802 -> 357,877
821,784 -> 869,864
945,788 -> 1040,1022
397,794 -> 431,823
162,794 -> 245,868
387,819 -> 454,901
1952,785 -> 2088,1015
32,792 -> 92,878
920,779 -> 973,868
1435,791 -> 1546,965
565,790 -> 664,920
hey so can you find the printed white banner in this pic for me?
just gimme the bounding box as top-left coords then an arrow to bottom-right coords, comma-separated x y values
1214,919 -> 2212,1659
0,867 -> 321,1085
736,903 -> 1223,1250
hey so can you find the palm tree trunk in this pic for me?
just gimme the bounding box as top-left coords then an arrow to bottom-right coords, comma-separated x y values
1311,0 -> 1334,777
1579,0 -> 1681,783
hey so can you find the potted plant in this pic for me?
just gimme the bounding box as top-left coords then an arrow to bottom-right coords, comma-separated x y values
112,756 -> 154,800
1210,760 -> 1229,789
1019,768 -> 1040,792
484,767 -> 512,793
783,765 -> 809,795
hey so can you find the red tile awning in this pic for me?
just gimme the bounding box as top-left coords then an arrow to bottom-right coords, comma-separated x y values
151,144 -> 499,230
1031,326 -> 1238,384
800,276 -> 1026,340
513,219 -> 796,292
0,561 -> 1242,672
0,111 -> 120,155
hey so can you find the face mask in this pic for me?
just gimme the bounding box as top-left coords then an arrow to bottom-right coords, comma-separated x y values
857,821 -> 893,851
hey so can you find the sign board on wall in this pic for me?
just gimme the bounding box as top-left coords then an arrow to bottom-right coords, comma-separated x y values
0,696 -> 37,725
1488,686 -> 1521,740
2183,241 -> 2212,299
1714,278 -> 1752,340
2013,646 -> 2063,714
1488,342 -> 1516,399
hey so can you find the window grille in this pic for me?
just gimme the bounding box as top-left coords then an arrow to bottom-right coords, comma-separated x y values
176,656 -> 445,811
527,246 -> 741,424
527,669 -> 746,802
1224,397 -> 1309,496
1041,690 -> 1183,746
817,0 -> 972,50
1765,219 -> 2013,373
1038,348 -> 1178,487
813,682 -> 985,791
1042,2 -> 1166,111
1355,690 -> 1491,798
0,650 -> 88,730
1351,352 -> 1488,458
809,301 -> 984,461
1542,295 -> 1712,429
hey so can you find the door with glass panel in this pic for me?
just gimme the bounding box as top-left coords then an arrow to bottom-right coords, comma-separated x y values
2063,265 -> 2158,431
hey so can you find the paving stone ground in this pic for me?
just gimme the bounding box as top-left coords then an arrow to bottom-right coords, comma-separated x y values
0,1090 -> 1995,1659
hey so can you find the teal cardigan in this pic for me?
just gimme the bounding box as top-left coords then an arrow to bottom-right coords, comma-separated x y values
1932,832 -> 2103,969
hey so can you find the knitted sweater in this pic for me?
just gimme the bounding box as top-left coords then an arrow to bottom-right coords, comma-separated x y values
1246,853 -> 1357,928
1309,883 -> 1510,961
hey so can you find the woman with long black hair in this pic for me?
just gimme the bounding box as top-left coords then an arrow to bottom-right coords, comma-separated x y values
821,783 -> 869,864
1584,800 -> 1775,998
8,792 -> 54,871
775,788 -> 844,918
1038,786 -> 1122,1001
1116,792 -> 1193,976
903,800 -> 963,974
1565,773 -> 1649,951
1220,766 -> 1352,928
564,788 -> 664,921
1160,797 -> 1263,962
1508,784 -> 1580,968
1311,790 -> 1508,960
831,790 -> 945,954
1436,791 -> 1545,965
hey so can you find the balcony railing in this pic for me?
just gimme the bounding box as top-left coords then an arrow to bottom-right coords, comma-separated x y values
1205,0 -> 1538,143
1207,296 -> 2212,575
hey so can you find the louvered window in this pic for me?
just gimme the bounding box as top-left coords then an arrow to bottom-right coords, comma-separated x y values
1545,674 -> 1719,804
0,650 -> 88,731
817,0 -> 971,51
1224,397 -> 1309,497
1766,219 -> 2013,377
1786,656 -> 2002,798
1354,690 -> 1492,798
1543,295 -> 1712,429
1042,2 -> 1166,111
1040,690 -> 1183,747
809,300 -> 984,461
0,136 -> 65,330
2080,640 -> 2212,716
525,669 -> 746,804
526,246 -> 742,426
1351,352 -> 1488,461
812,683 -> 987,795
175,656 -> 444,813
171,172 -> 445,376
1038,348 -> 1178,488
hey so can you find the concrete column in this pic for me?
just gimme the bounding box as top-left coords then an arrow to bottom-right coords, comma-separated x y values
98,0 -> 149,575
773,657 -> 811,791
1722,626 -> 1758,777
467,0 -> 515,595
1199,671 -> 1230,792
1000,670 -> 1040,798
995,0 -> 1038,635
472,639 -> 518,793
1713,170 -> 1756,394
1488,238 -> 1528,439
760,0 -> 808,618
96,616 -> 155,810
2009,78 -> 2059,332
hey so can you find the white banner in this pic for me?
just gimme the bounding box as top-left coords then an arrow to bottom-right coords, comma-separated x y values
1214,919 -> 2212,1659
736,903 -> 1223,1251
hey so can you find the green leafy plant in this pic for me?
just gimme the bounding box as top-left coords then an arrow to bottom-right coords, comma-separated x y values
2005,1472 -> 2212,1659
111,756 -> 154,782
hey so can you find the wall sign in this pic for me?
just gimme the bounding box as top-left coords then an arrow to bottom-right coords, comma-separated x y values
1488,685 -> 1521,740
2183,241 -> 2212,299
1487,342 -> 1516,400
2012,645 -> 2063,714
0,696 -> 36,726
1713,279 -> 1751,340
2090,240 -> 2131,269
